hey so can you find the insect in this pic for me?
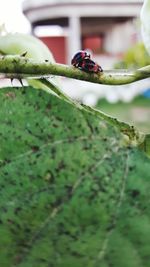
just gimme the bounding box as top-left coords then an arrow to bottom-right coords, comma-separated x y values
77,58 -> 103,73
71,50 -> 90,67
71,50 -> 103,73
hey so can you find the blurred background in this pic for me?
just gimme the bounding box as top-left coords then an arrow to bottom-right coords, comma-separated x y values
0,0 -> 150,133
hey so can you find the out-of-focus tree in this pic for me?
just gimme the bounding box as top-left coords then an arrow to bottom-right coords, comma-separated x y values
114,43 -> 150,69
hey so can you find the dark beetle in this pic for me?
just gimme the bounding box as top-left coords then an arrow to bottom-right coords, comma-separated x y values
71,50 -> 90,67
71,50 -> 103,73
77,58 -> 103,73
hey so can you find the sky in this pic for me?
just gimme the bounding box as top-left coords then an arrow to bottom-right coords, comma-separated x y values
0,0 -> 31,33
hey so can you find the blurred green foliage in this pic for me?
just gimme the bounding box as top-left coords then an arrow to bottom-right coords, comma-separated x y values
115,42 -> 150,69
0,87 -> 149,267
96,96 -> 150,133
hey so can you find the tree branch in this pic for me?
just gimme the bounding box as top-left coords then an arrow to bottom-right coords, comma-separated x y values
0,55 -> 150,85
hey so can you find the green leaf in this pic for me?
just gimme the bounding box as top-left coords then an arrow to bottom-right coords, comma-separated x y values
0,33 -> 54,61
0,33 -> 60,92
0,87 -> 149,267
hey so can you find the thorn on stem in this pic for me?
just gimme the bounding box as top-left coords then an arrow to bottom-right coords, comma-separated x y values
21,51 -> 27,57
10,78 -> 14,85
18,79 -> 24,87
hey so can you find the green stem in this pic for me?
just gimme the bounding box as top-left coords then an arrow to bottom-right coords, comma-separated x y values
0,55 -> 150,85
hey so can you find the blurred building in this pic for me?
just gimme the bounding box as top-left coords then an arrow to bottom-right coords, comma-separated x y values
23,0 -> 143,66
